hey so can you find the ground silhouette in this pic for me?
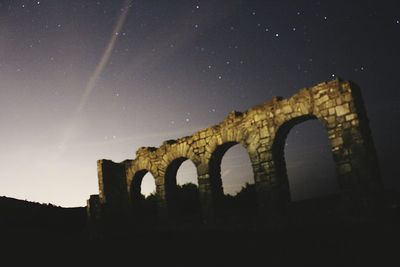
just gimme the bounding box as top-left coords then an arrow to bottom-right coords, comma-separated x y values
1,189 -> 400,265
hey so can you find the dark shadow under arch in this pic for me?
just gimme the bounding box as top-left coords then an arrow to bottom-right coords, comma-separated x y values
286,120 -> 339,200
272,115 -> 339,202
130,170 -> 158,223
131,170 -> 149,201
272,115 -> 317,198
209,142 -> 258,223
209,141 -> 239,200
165,157 -> 201,221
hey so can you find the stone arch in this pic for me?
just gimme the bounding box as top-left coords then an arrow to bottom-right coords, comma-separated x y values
165,158 -> 194,197
127,168 -> 159,223
163,157 -> 200,219
204,139 -> 259,222
271,114 -> 329,202
130,169 -> 155,202
157,142 -> 200,203
208,141 -> 254,198
126,158 -> 154,197
90,79 -> 382,226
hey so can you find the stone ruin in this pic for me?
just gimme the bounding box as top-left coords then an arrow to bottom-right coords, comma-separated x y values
87,79 -> 382,226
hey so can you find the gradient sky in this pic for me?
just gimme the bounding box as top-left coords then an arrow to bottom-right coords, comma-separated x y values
0,0 -> 399,207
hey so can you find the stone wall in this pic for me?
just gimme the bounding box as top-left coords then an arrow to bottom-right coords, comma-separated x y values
88,79 -> 382,224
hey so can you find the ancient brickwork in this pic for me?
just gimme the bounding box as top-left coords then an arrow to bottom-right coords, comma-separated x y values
88,79 -> 381,224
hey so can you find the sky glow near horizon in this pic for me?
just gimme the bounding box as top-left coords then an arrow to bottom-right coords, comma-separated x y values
0,1 -> 399,207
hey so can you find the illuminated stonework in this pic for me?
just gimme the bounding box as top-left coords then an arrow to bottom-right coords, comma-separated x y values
87,79 -> 381,224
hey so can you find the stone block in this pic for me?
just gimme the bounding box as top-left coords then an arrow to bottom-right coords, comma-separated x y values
335,103 -> 350,116
345,113 -> 356,121
315,94 -> 329,106
282,105 -> 293,114
259,128 -> 269,138
330,137 -> 343,147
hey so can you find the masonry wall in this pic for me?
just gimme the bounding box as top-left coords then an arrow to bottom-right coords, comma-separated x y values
90,79 -> 382,224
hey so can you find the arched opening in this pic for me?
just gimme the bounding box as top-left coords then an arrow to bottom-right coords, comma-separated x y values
165,157 -> 201,222
130,170 -> 158,224
272,115 -> 339,203
209,142 -> 258,224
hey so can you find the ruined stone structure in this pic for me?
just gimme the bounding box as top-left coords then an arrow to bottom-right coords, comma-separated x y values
87,79 -> 381,225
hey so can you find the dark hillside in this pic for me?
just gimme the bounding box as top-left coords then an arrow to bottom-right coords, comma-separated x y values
0,196 -> 86,242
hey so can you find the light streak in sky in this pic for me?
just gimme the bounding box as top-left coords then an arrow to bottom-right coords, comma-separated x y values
57,0 -> 132,157
77,0 -> 133,113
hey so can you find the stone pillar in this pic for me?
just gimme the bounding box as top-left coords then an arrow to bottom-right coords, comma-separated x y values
97,160 -> 130,220
86,194 -> 102,235
87,194 -> 101,220
195,158 -> 226,225
154,176 -> 169,223
317,80 -> 382,211
252,149 -> 290,226
197,173 -> 215,224
244,127 -> 291,226
328,116 -> 381,208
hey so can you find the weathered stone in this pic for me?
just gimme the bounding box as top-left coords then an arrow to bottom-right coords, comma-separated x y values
331,137 -> 343,147
315,94 -> 329,106
345,114 -> 357,121
259,128 -> 269,138
89,79 -> 382,227
335,103 -> 350,116
282,105 -> 293,114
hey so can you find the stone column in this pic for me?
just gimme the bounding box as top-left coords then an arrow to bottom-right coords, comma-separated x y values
97,160 -> 131,220
319,80 -> 382,210
196,161 -> 224,225
198,173 -> 214,224
244,124 -> 291,226
154,176 -> 169,223
252,148 -> 290,226
86,194 -> 102,235
328,120 -> 381,208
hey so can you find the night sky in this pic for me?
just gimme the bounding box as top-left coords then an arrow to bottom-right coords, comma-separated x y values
0,0 -> 399,207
